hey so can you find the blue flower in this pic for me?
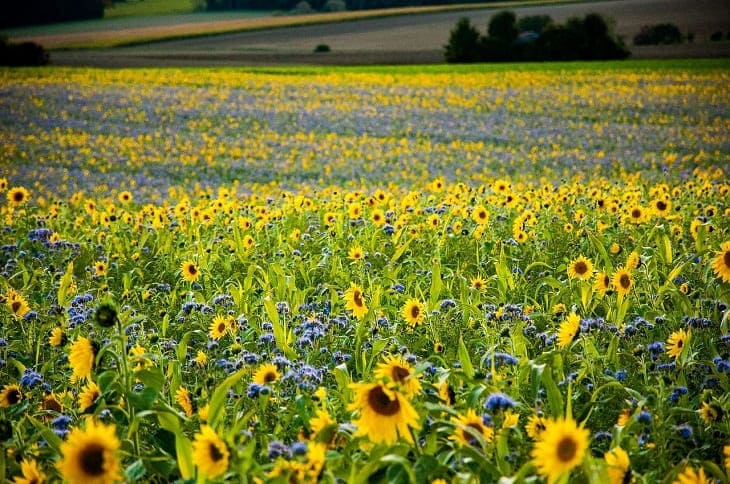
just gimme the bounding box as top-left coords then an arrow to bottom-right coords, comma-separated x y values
484,392 -> 516,412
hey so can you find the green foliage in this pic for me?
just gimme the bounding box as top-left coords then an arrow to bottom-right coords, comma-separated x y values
634,23 -> 684,45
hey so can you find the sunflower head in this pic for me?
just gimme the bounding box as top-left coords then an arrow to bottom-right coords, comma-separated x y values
711,241 -> 730,283
0,384 -> 22,408
253,363 -> 280,385
192,425 -> 230,479
450,409 -> 494,447
531,417 -> 590,484
7,187 -> 30,206
181,260 -> 200,282
94,300 -> 118,328
374,355 -> 422,398
348,381 -> 420,445
57,419 -> 121,484
567,256 -> 593,280
402,298 -> 425,327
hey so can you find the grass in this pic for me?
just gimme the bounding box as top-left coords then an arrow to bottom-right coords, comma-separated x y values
6,0 -> 597,50
103,0 -> 198,19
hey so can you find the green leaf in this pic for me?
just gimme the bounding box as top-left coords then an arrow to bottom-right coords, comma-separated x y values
157,412 -> 194,480
57,261 -> 74,308
541,365 -> 564,418
457,336 -> 474,380
429,258 -> 442,308
28,416 -> 62,454
97,370 -> 118,393
125,459 -> 147,481
208,368 -> 246,428
135,368 -> 166,393
128,387 -> 158,411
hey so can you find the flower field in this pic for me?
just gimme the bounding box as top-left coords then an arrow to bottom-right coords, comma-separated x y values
0,61 -> 729,483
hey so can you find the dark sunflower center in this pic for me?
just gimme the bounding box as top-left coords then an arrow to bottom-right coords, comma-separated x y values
556,436 -> 578,462
620,274 -> 631,289
80,443 -> 106,476
353,291 -> 363,307
43,396 -> 63,412
209,442 -> 224,462
217,323 -> 226,333
263,371 -> 277,383
7,389 -> 21,405
574,262 -> 587,274
410,305 -> 420,319
656,201 -> 667,211
367,386 -> 401,416
603,275 -> 610,286
13,192 -> 24,202
677,339 -> 683,349
391,366 -> 410,383
724,251 -> 730,268
11,301 -> 21,313
188,265 -> 197,275
478,211 -> 486,219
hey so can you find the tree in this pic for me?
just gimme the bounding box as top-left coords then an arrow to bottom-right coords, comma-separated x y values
444,17 -> 481,63
488,10 -> 518,43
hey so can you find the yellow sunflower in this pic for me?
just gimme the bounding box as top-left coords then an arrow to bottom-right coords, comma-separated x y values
93,261 -> 107,277
309,408 -> 337,445
78,381 -> 100,412
192,425 -> 230,479
57,419 -> 120,484
13,458 -> 46,484
626,204 -> 646,224
348,246 -> 364,261
711,241 -> 730,283
557,312 -> 581,349
666,328 -> 690,360
6,289 -> 31,319
471,205 -> 489,225
252,363 -> 280,385
402,298 -> 425,327
175,387 -> 195,417
370,209 -> 386,226
180,260 -> 200,282
344,283 -> 368,319
604,446 -> 631,484
531,416 -> 590,483
0,384 -> 22,408
348,381 -> 420,445
69,336 -> 96,383
626,250 -> 640,270
698,401 -> 722,424
612,267 -> 633,298
470,276 -> 487,291
7,186 -> 30,206
526,414 -> 547,440
49,327 -> 67,347
209,315 -> 231,340
374,355 -> 422,398
117,191 -> 132,204
651,197 -> 671,217
594,272 -> 611,295
567,256 -> 593,280
672,466 -> 708,484
450,408 -> 494,447
41,392 -> 64,413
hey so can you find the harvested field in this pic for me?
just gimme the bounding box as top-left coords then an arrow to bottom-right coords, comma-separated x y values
41,0 -> 730,67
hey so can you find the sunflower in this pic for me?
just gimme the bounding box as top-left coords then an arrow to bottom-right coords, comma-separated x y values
438,380 -> 455,406
93,261 -> 107,276
57,419 -> 121,484
7,187 -> 29,206
526,414 -> 547,440
651,197 -> 671,217
612,267 -> 633,297
192,425 -> 230,479
78,381 -> 100,412
348,246 -> 364,261
402,298 -> 425,327
471,205 -> 489,225
370,209 -> 386,226
175,387 -> 195,417
181,260 -> 200,282
626,251 -> 640,270
557,313 -> 581,349
117,191 -> 132,204
194,350 -> 208,367
725,445 -> 730,472
711,241 -> 730,283
13,458 -> 46,484
6,289 -> 30,319
672,466 -> 708,484
567,256 -> 593,280
604,446 -> 630,484
0,177 -> 6,191
374,355 -> 422,398
0,384 -> 22,407
348,381 -> 420,445
42,392 -> 64,413
450,409 -> 494,447
594,272 -> 611,295
626,204 -> 646,224
531,417 -> 590,484
252,363 -> 280,385
69,336 -> 96,383
343,283 -> 368,319
470,277 -> 487,291
309,408 -> 337,445
209,315 -> 229,340
699,401 -> 723,424
666,328 -> 690,360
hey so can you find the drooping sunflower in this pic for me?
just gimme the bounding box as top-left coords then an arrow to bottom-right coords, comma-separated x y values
531,417 -> 590,483
567,256 -> 593,280
711,241 -> 730,283
344,283 -> 368,319
7,186 -> 30,206
557,313 -> 581,349
69,336 -> 97,383
604,446 -> 631,484
666,328 -> 690,360
594,272 -> 612,295
209,315 -> 229,340
252,363 -> 280,385
13,458 -> 46,484
175,386 -> 195,417
450,408 -> 494,447
402,298 -> 425,327
348,381 -> 420,445
180,260 -> 200,282
0,384 -> 22,407
612,267 -> 633,298
78,381 -> 101,412
6,289 -> 30,319
626,251 -> 641,270
374,355 -> 422,398
192,425 -> 230,479
57,419 -> 121,484
672,466 -> 708,484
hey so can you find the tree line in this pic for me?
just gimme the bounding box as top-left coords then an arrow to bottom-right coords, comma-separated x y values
1,0 -> 105,28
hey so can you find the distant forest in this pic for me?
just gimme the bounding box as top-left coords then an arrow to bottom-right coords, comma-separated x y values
204,0 -> 492,8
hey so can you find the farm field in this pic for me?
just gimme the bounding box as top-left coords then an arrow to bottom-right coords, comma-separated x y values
0,60 -> 729,483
